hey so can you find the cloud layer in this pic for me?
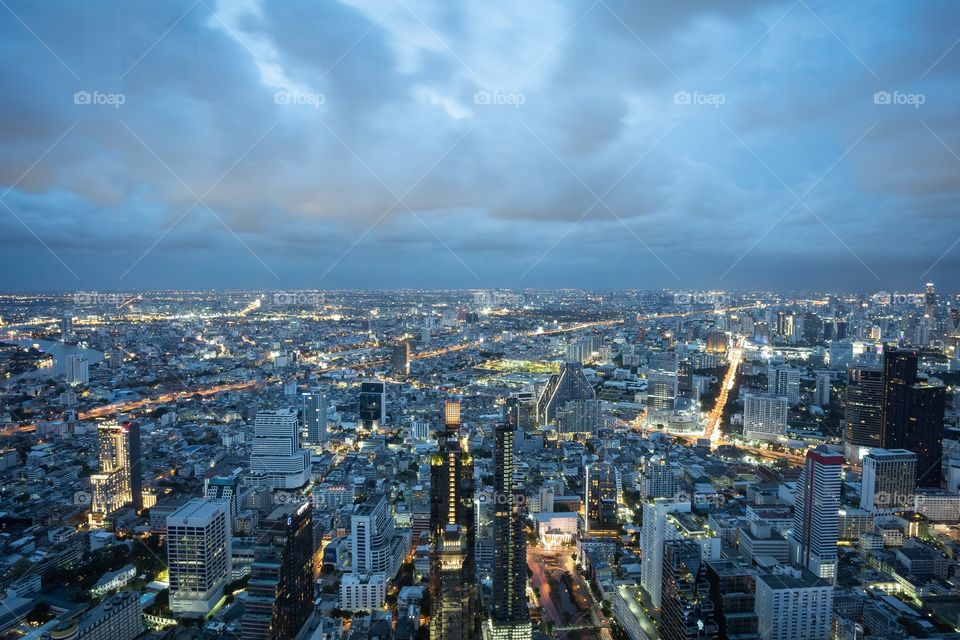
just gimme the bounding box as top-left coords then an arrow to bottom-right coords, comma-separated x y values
1,0 -> 959,291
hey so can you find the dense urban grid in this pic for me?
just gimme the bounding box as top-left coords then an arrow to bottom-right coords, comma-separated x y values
0,288 -> 958,640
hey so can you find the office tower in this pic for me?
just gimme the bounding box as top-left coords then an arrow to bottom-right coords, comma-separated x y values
358,381 -> 386,431
705,330 -> 728,353
535,362 -> 596,427
90,421 -> 141,520
205,475 -> 240,519
66,354 -> 89,385
843,364 -> 883,460
639,456 -> 679,500
584,462 -> 620,537
828,340 -> 853,370
705,559 -> 759,640
167,499 -> 232,615
814,370 -> 830,406
790,449 -> 842,582
661,540 -> 718,640
860,449 -> 916,513
300,386 -> 328,445
742,394 -> 789,442
640,498 -> 692,608
60,312 -> 72,339
430,400 -> 475,640
647,372 -> 679,412
109,345 -> 125,369
881,347 -> 947,487
754,567 -> 833,640
504,393 -> 536,431
488,418 -> 532,640
391,342 -> 410,379
555,398 -> 602,435
351,494 -> 406,579
250,409 -> 310,489
242,502 -> 314,640
766,365 -> 799,405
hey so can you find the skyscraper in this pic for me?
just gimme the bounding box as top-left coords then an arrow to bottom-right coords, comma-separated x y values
584,462 -> 620,537
843,364 -> 883,460
661,540 -> 718,640
358,381 -> 387,431
66,354 -> 89,386
90,421 -> 141,521
250,409 -> 310,489
742,394 -> 789,442
300,387 -> 328,445
814,370 -> 831,406
790,449 -> 842,582
881,347 -> 946,487
767,365 -> 799,405
167,499 -> 232,615
430,400 -> 475,640
242,502 -> 314,640
860,448 -> 916,513
488,418 -> 531,640
391,342 -> 410,379
536,362 -> 596,428
641,498 -> 692,609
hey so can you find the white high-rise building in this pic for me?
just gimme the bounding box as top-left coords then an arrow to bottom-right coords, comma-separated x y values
301,387 -> 329,445
790,449 -> 842,582
639,456 -> 678,500
167,499 -> 232,615
860,448 -> 916,513
639,498 -> 690,609
66,354 -> 89,386
755,566 -> 833,640
767,365 -> 800,405
743,394 -> 789,441
250,409 -> 310,489
350,494 -> 407,580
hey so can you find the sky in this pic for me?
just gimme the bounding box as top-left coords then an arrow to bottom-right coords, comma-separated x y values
1,0 -> 959,293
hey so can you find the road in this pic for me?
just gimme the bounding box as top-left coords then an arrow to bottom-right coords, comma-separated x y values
77,381 -> 257,419
528,546 -> 612,640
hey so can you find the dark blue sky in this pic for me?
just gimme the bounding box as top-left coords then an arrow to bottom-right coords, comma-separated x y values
1,0 -> 959,292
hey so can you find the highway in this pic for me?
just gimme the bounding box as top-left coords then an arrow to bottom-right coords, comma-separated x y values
77,381 -> 257,419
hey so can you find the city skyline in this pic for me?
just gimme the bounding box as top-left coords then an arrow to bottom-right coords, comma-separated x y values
1,1 -> 959,290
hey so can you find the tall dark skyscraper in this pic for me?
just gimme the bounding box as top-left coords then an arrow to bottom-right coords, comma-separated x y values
881,347 -> 946,487
242,501 -> 314,640
127,421 -> 142,513
843,365 -> 884,460
488,417 -> 531,640
358,381 -> 386,431
584,462 -> 620,538
430,400 -> 475,640
661,540 -> 718,640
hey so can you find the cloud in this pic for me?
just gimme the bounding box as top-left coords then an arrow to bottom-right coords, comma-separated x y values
0,0 -> 958,291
